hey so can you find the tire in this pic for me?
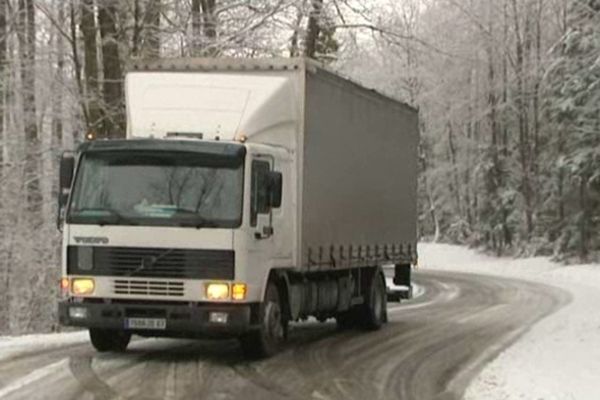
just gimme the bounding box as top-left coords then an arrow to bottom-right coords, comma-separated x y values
361,271 -> 387,330
240,282 -> 286,359
336,308 -> 359,330
89,328 -> 131,352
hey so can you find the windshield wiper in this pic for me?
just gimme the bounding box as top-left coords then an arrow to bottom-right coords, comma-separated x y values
71,208 -> 138,226
171,208 -> 219,229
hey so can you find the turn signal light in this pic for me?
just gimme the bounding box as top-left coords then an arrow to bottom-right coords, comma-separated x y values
72,278 -> 95,295
232,283 -> 247,301
206,283 -> 229,300
60,277 -> 70,294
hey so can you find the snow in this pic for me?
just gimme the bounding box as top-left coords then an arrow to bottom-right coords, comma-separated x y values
419,243 -> 600,400
0,359 -> 69,398
0,331 -> 89,363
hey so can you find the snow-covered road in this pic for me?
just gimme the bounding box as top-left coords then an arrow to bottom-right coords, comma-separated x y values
0,244 -> 586,400
419,243 -> 600,400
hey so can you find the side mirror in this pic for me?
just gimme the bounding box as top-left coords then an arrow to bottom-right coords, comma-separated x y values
57,153 -> 75,229
268,171 -> 282,208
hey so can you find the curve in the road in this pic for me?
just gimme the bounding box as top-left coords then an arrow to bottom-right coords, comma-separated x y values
0,270 -> 570,400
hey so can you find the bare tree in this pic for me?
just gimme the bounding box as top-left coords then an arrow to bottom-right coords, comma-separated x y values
201,0 -> 217,56
80,0 -> 101,134
52,2 -> 65,150
0,0 -> 6,176
191,0 -> 202,55
304,0 -> 323,58
142,0 -> 161,57
98,0 -> 125,137
0,0 -> 7,334
18,0 -> 41,218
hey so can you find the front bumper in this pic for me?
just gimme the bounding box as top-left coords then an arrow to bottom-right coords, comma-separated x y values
58,300 -> 257,338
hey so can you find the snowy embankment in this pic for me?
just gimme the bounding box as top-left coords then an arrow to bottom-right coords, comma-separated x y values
0,331 -> 88,363
419,243 -> 600,400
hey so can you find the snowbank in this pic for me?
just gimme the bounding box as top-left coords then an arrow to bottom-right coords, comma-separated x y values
0,330 -> 88,362
418,243 -> 600,400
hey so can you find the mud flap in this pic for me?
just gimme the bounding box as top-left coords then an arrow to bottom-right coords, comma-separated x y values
394,264 -> 411,286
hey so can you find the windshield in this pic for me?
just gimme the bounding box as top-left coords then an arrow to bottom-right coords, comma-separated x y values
68,151 -> 244,227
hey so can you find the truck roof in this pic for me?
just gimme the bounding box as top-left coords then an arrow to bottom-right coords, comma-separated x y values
125,57 -> 416,149
128,57 -> 416,113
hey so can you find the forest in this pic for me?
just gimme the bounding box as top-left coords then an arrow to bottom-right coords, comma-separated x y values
0,0 -> 598,334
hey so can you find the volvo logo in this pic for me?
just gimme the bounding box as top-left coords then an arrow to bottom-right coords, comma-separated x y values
74,236 -> 109,245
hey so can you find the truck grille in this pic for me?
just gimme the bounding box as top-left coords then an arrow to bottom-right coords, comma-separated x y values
113,279 -> 185,297
68,246 -> 234,280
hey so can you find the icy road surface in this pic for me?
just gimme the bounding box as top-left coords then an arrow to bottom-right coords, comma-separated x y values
0,270 -> 566,400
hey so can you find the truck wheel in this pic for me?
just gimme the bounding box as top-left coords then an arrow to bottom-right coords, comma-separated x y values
240,282 -> 286,358
361,272 -> 387,330
336,308 -> 358,330
89,328 -> 131,352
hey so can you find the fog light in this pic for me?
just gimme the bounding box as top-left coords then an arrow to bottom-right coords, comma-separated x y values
69,307 -> 88,319
206,283 -> 229,300
232,283 -> 247,301
72,278 -> 95,295
209,312 -> 228,324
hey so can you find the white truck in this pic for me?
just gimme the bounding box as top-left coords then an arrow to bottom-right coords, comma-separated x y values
57,58 -> 418,358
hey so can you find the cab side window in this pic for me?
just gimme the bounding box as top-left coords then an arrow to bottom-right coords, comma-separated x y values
251,160 -> 271,226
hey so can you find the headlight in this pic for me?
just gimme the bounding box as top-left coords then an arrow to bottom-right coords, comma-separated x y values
206,283 -> 229,300
232,283 -> 247,301
72,278 -> 95,295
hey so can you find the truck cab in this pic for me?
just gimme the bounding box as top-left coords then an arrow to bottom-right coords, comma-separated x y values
59,137 -> 290,356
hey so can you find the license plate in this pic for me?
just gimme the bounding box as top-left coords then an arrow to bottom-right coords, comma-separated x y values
125,318 -> 167,330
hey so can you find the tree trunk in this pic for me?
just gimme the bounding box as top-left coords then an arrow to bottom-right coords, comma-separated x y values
578,175 -> 589,261
446,121 -> 462,219
131,0 -> 142,56
511,0 -> 533,238
70,0 -> 86,143
556,0 -> 568,229
0,0 -> 5,175
486,1 -> 508,252
289,4 -> 304,57
201,0 -> 217,56
304,0 -> 323,58
142,0 -> 161,58
52,3 -> 64,151
532,0 -> 543,174
464,68 -> 476,229
420,139 -> 440,242
191,0 -> 201,55
502,0 -> 509,157
0,0 -> 7,334
98,0 -> 125,138
80,0 -> 101,135
18,0 -> 41,218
